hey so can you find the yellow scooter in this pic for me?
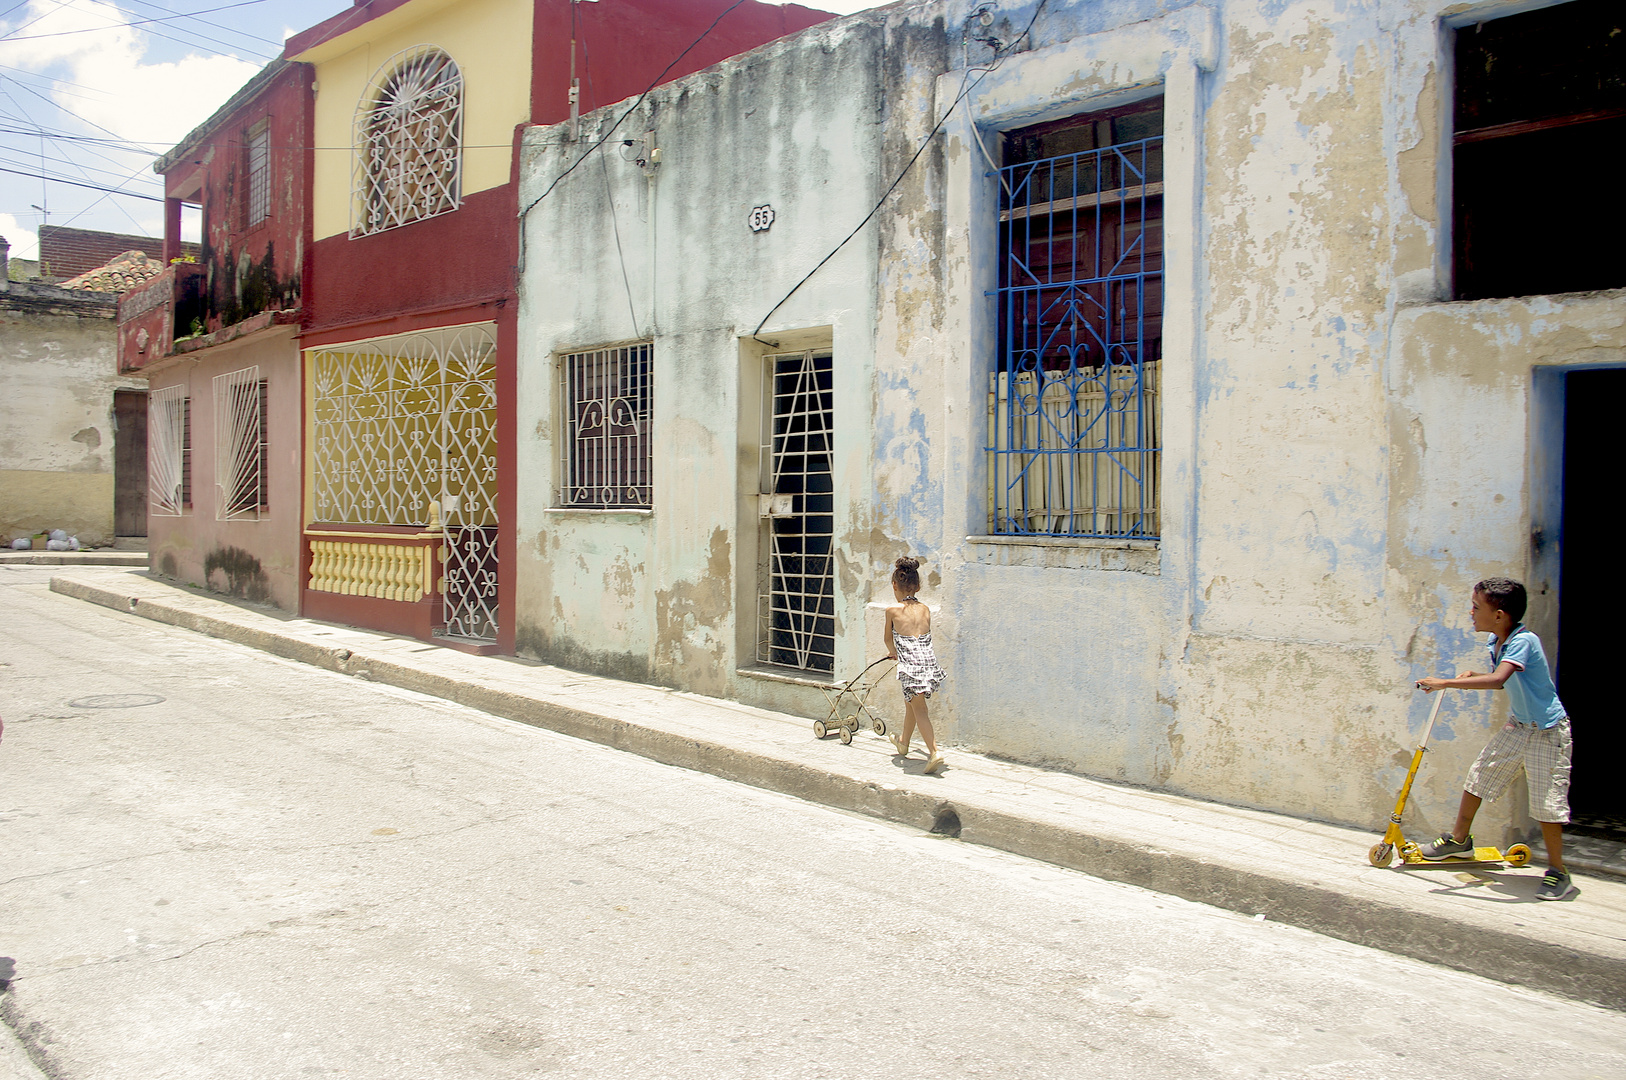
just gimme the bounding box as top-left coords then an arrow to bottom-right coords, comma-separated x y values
1368,689 -> 1533,869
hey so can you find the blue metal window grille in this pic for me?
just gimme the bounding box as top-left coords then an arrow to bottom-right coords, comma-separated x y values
989,114 -> 1163,539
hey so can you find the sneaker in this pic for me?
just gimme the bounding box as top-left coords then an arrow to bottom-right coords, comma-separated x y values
1536,869 -> 1575,901
1418,833 -> 1475,860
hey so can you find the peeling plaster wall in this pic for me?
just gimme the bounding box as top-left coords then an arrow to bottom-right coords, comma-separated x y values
0,301 -> 138,546
516,0 -> 1625,838
517,12 -> 898,706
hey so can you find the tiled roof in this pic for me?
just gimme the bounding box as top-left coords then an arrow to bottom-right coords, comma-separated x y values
59,250 -> 168,295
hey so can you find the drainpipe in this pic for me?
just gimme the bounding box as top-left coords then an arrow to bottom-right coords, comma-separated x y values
568,0 -> 580,141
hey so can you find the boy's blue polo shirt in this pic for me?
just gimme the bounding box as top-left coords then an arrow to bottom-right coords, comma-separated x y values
1488,625 -> 1567,728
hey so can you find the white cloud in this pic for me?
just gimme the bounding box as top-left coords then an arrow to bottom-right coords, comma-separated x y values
0,0 -> 262,147
0,212 -> 40,261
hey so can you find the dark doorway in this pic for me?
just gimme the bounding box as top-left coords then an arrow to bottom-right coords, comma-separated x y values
113,389 -> 147,538
1558,368 -> 1624,839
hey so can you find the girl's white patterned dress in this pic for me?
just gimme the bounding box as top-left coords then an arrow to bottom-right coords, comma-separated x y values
894,632 -> 947,702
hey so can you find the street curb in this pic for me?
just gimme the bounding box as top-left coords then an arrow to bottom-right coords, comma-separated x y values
0,553 -> 146,567
47,574 -> 1626,1010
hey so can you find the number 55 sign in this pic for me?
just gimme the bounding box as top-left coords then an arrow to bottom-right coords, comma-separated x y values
748,205 -> 776,232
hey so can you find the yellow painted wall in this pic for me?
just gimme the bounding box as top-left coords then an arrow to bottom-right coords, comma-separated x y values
297,0 -> 532,241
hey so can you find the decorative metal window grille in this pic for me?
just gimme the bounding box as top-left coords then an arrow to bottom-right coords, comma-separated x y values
149,385 -> 188,516
989,102 -> 1164,539
245,122 -> 270,228
214,366 -> 265,520
757,351 -> 836,674
558,343 -> 652,508
351,45 -> 463,238
310,324 -> 498,641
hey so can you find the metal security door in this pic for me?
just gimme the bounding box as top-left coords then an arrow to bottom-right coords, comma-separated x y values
758,351 -> 835,673
438,330 -> 498,641
309,324 -> 498,642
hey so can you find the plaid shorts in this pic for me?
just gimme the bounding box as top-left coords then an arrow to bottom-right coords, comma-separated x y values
1464,717 -> 1572,823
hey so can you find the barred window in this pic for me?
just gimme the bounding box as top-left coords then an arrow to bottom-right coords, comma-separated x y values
148,385 -> 189,516
558,343 -> 652,509
352,45 -> 462,237
245,121 -> 270,228
989,98 -> 1163,539
214,367 -> 266,520
1453,0 -> 1626,300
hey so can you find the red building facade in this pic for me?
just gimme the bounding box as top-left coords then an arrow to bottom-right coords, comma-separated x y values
285,0 -> 831,653
118,58 -> 314,611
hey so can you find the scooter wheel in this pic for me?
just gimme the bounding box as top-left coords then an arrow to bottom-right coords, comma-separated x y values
873,719 -> 887,736
1368,843 -> 1395,868
813,720 -> 828,739
839,726 -> 853,745
1505,843 -> 1532,867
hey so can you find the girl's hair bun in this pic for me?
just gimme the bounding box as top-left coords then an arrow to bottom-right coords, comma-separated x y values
895,556 -> 920,571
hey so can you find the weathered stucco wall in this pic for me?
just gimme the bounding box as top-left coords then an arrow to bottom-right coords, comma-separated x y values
144,331 -> 304,611
515,0 -> 1625,840
0,297 -> 138,546
517,12 -> 901,710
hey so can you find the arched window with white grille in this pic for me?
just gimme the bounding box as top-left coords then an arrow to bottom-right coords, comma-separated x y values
352,45 -> 463,237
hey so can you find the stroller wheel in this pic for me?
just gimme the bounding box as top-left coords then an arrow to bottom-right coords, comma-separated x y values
1368,843 -> 1395,868
839,726 -> 854,745
813,720 -> 828,739
872,718 -> 886,736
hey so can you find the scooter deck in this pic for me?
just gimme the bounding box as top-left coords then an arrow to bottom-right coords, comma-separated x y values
1399,846 -> 1515,869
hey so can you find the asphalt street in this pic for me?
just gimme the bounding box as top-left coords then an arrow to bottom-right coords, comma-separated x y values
3,565 -> 1624,1079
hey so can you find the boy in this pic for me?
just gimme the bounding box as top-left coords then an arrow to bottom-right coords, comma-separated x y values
1415,577 -> 1575,900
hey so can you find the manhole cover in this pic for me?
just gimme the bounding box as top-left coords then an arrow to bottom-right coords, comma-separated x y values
66,694 -> 166,709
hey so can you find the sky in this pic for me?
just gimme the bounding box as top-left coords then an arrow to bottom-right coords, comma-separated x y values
0,0 -> 877,266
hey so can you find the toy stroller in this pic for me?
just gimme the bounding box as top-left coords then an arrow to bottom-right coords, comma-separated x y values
1368,688 -> 1532,869
813,655 -> 897,744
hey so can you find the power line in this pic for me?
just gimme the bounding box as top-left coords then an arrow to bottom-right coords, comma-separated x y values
0,147 -> 161,182
518,0 -> 752,226
0,163 -> 162,198
0,70 -> 133,143
0,0 -> 278,62
750,2 -> 1050,342
0,0 -> 271,42
119,0 -> 283,49
0,63 -> 123,106
0,123 -> 157,153
0,1 -> 39,27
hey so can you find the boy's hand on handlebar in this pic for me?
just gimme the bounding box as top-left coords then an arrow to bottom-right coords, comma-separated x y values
1416,670 -> 1480,692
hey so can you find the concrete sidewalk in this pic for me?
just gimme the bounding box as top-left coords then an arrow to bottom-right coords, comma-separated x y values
45,567 -> 1626,1010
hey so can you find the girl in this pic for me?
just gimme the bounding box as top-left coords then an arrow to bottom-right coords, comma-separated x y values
884,556 -> 947,773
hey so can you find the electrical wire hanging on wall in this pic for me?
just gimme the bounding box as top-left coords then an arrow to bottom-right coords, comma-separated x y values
516,0 -> 754,274
750,0 -> 1049,345
578,8 -> 646,341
